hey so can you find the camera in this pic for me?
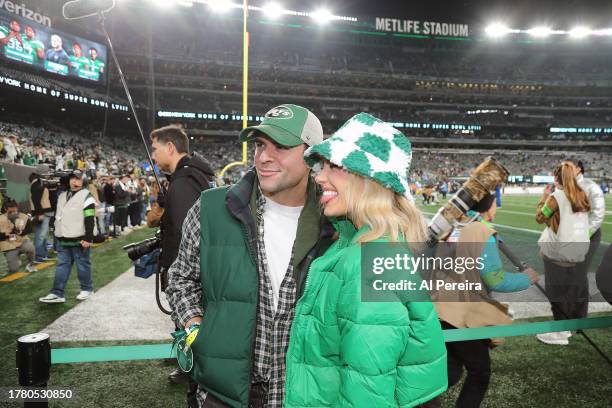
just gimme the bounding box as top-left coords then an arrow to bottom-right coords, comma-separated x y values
122,230 -> 161,261
40,171 -> 72,190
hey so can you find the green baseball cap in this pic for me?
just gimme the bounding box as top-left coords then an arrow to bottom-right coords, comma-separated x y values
239,104 -> 323,147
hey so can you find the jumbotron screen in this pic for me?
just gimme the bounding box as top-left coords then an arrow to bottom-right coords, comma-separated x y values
0,8 -> 107,84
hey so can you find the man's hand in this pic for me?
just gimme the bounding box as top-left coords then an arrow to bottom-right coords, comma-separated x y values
37,214 -> 44,221
9,31 -> 23,44
80,240 -> 92,248
523,267 -> 539,284
184,317 -> 202,330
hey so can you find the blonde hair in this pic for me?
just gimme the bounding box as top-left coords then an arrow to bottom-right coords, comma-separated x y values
556,161 -> 590,213
344,174 -> 427,247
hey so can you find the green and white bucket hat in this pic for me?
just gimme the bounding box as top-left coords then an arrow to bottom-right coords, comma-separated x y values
304,112 -> 413,199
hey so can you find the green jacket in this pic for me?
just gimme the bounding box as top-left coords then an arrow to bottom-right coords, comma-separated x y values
284,220 -> 447,407
193,170 -> 334,407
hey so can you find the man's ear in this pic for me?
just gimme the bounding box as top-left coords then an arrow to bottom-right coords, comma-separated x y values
167,142 -> 176,156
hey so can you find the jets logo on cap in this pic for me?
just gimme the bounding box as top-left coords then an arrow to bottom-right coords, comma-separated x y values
265,106 -> 293,119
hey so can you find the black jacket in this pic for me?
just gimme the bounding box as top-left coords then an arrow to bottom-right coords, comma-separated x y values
30,179 -> 52,216
103,183 -> 115,205
114,182 -> 131,207
160,153 -> 215,271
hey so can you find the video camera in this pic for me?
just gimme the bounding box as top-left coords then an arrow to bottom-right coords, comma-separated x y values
39,171 -> 72,191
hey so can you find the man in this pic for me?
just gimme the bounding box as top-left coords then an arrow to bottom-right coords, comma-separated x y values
166,104 -> 333,407
0,198 -> 36,274
573,160 -> 605,271
150,124 -> 215,289
29,173 -> 54,263
23,26 -> 44,64
94,176 -> 108,236
128,175 -> 141,228
69,42 -> 87,74
138,177 -> 149,225
87,47 -> 105,75
2,134 -> 18,162
45,34 -> 69,66
1,20 -> 22,48
114,174 -> 132,234
39,170 -> 96,303
103,176 -> 116,236
149,124 -> 215,388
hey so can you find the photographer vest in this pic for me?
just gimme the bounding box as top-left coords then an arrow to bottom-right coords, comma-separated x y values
55,189 -> 97,239
0,213 -> 29,252
431,219 -> 512,331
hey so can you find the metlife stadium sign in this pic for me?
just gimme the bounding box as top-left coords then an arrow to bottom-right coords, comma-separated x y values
375,17 -> 469,37
0,0 -> 51,27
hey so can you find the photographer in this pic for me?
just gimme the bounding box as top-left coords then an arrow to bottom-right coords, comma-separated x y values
149,124 -> 215,386
0,198 -> 36,274
29,172 -> 54,262
431,193 -> 538,408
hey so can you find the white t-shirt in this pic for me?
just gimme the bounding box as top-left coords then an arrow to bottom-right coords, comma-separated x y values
263,197 -> 303,313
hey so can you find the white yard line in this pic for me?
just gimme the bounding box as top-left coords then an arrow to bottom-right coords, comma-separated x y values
495,209 -> 612,225
421,210 -> 611,244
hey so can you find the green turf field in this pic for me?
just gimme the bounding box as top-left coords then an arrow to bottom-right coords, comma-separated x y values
0,196 -> 610,407
417,194 -> 612,276
417,193 -> 612,243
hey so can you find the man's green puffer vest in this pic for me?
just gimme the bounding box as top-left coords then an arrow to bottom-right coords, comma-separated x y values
191,170 -> 333,407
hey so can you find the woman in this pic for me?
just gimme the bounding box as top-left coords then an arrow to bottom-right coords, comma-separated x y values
432,193 -> 538,408
536,161 -> 590,345
284,113 -> 447,407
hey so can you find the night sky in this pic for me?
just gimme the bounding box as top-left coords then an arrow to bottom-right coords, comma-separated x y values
24,1 -> 612,33
279,0 -> 612,28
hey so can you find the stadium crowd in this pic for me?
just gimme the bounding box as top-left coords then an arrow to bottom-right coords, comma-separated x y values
2,118 -> 610,185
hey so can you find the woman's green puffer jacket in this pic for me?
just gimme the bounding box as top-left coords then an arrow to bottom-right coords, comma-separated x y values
284,220 -> 447,407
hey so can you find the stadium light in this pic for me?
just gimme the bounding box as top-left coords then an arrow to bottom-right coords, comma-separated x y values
153,0 -> 173,8
485,23 -> 510,38
311,8 -> 333,24
569,26 -> 590,38
262,2 -> 284,19
528,26 -> 553,37
207,0 -> 236,13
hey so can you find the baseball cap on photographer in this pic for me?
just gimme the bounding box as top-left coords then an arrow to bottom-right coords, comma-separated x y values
239,104 -> 323,147
69,169 -> 84,179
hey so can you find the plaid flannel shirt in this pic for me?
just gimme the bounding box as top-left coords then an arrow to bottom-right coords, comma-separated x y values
166,191 -> 298,408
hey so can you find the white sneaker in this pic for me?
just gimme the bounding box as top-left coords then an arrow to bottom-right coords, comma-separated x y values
26,263 -> 37,273
536,331 -> 571,345
39,293 -> 66,303
76,290 -> 93,300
